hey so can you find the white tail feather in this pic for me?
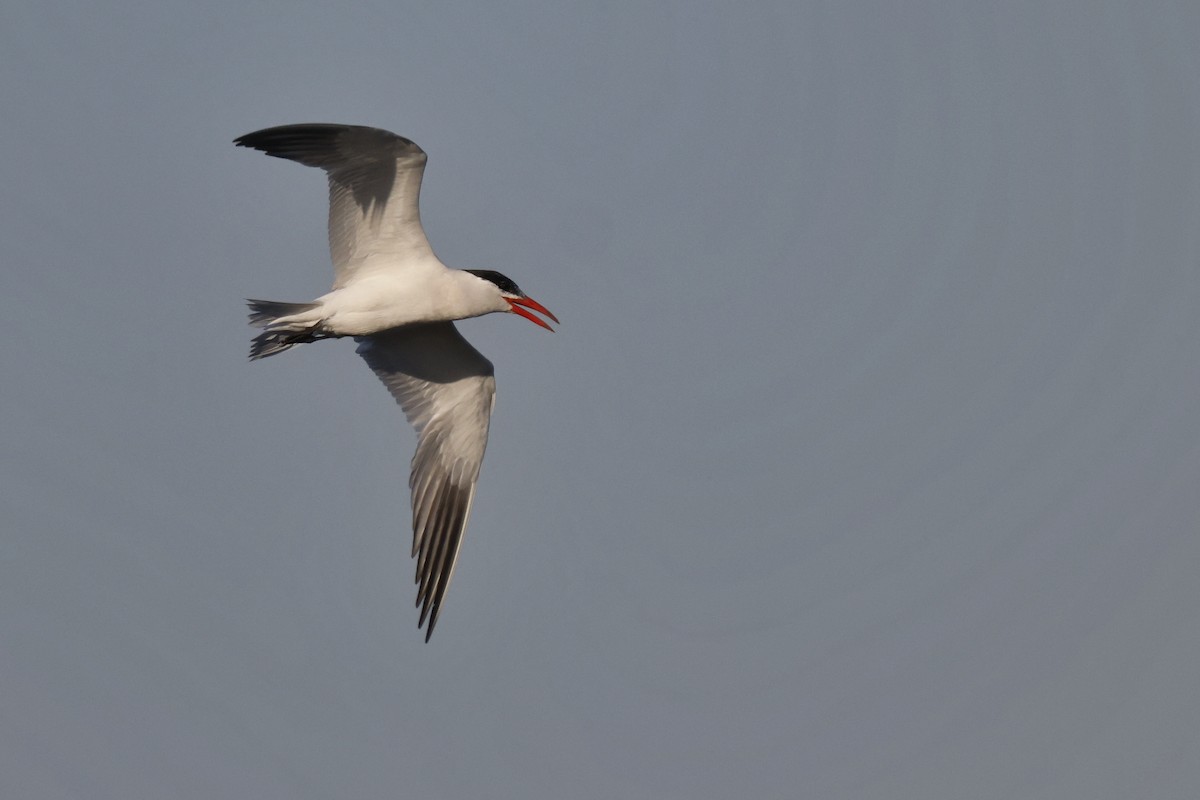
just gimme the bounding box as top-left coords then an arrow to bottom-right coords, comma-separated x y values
246,299 -> 326,359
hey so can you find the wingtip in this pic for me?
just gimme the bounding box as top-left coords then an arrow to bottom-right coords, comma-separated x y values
420,610 -> 439,642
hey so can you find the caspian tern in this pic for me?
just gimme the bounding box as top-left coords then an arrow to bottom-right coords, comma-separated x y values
235,124 -> 557,641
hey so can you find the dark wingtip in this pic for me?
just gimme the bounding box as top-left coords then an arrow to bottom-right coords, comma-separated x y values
420,608 -> 440,642
232,124 -> 425,165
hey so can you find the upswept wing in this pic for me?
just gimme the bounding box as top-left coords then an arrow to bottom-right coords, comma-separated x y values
235,124 -> 435,287
356,324 -> 496,641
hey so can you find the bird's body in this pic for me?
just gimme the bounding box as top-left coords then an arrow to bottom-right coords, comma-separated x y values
236,124 -> 556,640
258,267 -> 504,337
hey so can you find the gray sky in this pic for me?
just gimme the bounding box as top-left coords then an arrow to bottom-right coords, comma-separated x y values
3,1 -> 1199,797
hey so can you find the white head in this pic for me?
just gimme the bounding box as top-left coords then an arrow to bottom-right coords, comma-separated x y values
464,269 -> 558,330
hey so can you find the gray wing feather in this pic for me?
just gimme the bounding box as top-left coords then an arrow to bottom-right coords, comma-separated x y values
234,123 -> 435,286
356,323 -> 496,641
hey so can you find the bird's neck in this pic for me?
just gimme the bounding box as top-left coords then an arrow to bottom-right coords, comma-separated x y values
445,269 -> 509,319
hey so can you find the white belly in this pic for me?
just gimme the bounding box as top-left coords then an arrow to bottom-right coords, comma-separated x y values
317,272 -> 482,335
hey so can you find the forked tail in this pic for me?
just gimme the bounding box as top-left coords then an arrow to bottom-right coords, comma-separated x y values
246,299 -> 325,360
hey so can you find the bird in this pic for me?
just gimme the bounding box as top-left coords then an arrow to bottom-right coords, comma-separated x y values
235,124 -> 557,641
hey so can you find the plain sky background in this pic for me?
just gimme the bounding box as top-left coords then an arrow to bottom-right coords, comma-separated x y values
3,1 -> 1199,797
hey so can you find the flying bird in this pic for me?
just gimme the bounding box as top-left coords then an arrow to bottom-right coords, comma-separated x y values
235,124 -> 557,641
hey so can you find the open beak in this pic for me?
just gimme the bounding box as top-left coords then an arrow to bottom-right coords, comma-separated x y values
506,296 -> 559,331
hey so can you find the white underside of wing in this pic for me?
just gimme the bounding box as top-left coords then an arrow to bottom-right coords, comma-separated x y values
233,124 -> 443,289
355,323 -> 497,640
327,164 -> 438,288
